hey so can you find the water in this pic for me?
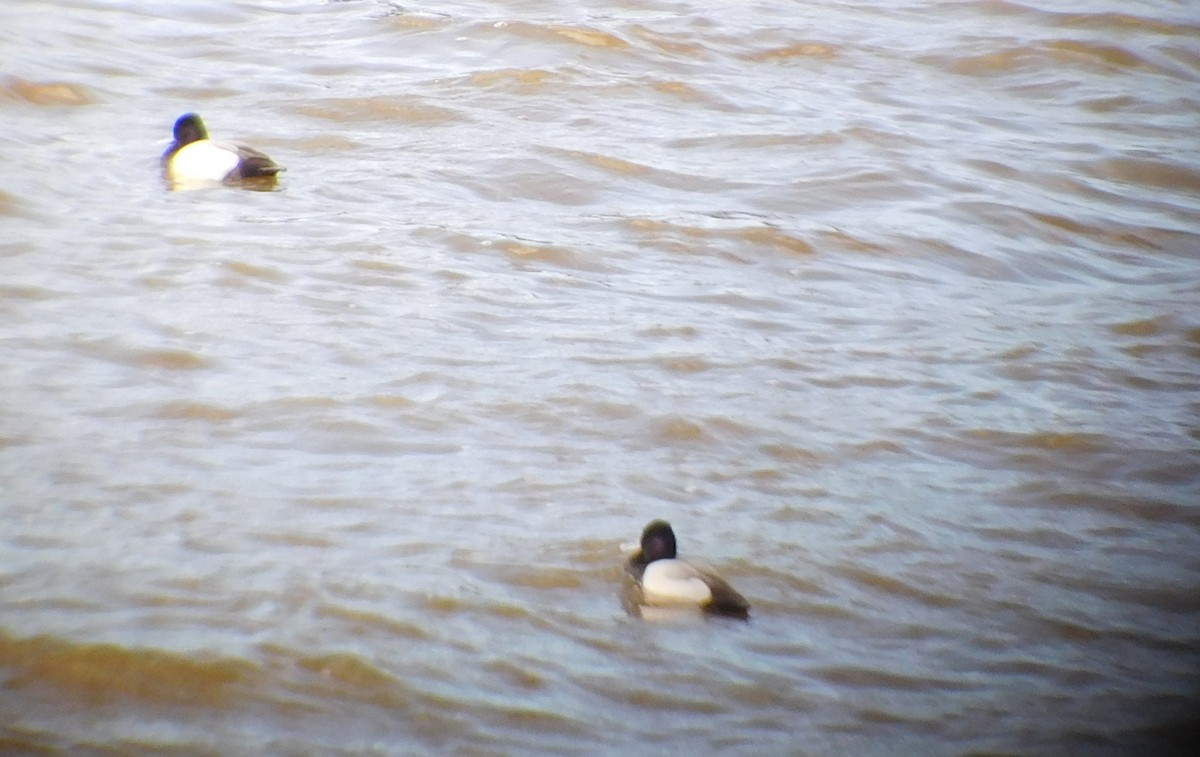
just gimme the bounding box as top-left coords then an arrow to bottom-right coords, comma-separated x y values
2,0 -> 1198,754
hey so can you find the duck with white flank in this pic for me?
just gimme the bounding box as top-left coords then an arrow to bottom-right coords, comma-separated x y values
162,113 -> 284,186
624,519 -> 750,620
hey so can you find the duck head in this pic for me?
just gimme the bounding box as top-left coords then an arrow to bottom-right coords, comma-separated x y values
639,519 -> 678,563
172,113 -> 209,147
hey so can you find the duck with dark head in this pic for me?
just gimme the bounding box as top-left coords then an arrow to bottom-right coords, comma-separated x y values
162,113 -> 284,187
624,519 -> 750,620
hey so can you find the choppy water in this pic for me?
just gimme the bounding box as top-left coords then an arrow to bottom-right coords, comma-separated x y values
2,0 -> 1199,754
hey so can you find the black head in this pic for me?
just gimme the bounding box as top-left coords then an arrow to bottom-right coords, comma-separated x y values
172,113 -> 208,146
639,519 -> 678,563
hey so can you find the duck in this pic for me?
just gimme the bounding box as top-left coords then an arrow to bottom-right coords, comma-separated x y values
162,113 -> 284,185
624,519 -> 750,620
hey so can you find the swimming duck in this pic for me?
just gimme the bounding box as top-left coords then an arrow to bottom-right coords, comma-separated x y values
162,113 -> 283,185
624,519 -> 750,620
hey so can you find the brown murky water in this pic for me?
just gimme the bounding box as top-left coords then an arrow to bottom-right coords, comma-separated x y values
2,0 -> 1198,754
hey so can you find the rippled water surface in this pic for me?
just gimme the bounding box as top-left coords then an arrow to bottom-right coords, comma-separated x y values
3,0 -> 1199,754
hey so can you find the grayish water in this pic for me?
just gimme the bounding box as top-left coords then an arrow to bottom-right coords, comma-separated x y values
2,0 -> 1199,754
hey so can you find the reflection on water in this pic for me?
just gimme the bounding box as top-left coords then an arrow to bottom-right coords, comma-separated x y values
2,0 -> 1199,754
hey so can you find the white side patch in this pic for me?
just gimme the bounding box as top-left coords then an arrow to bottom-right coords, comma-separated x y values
642,560 -> 713,605
168,140 -> 241,183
